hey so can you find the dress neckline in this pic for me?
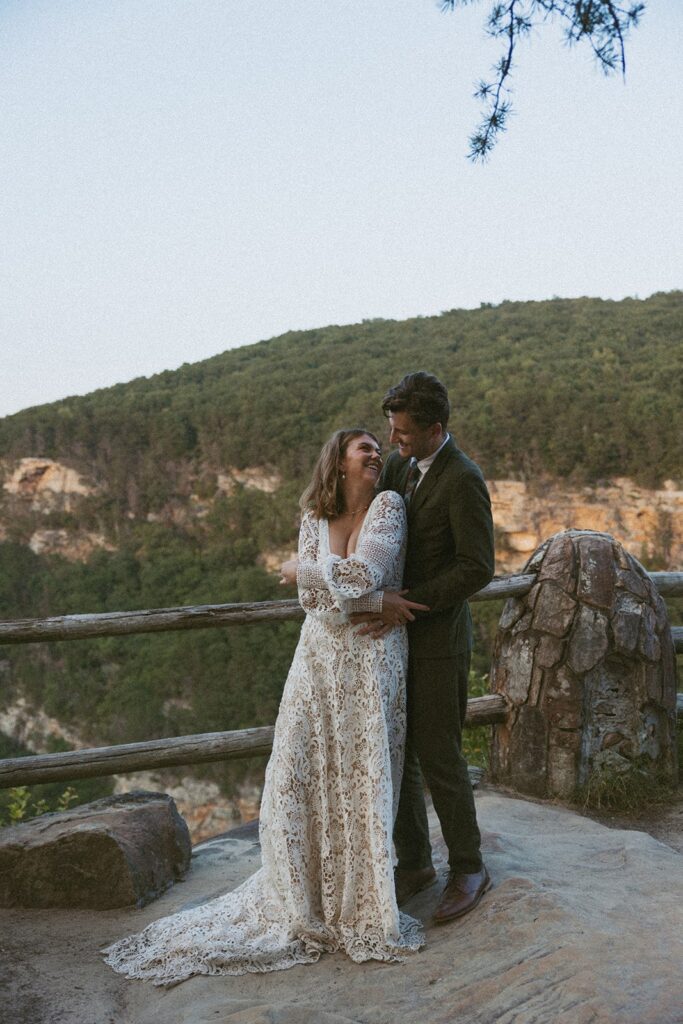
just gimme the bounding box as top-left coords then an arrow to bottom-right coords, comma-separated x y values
322,492 -> 379,559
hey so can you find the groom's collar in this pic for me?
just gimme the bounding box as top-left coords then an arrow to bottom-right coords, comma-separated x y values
416,432 -> 450,478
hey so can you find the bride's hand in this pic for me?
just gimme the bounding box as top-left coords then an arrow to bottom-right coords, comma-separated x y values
280,558 -> 299,586
355,620 -> 393,639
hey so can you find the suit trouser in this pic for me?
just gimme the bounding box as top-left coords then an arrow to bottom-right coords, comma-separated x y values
393,646 -> 483,874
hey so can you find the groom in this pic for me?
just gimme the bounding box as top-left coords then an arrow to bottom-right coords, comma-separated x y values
351,371 -> 495,923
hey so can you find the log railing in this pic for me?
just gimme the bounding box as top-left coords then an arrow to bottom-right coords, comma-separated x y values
0,571 -> 681,647
0,569 -> 680,791
0,696 -> 510,789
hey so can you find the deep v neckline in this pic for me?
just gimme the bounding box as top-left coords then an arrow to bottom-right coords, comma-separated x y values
323,496 -> 376,559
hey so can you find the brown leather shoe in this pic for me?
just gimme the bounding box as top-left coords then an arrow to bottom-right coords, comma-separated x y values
394,865 -> 437,906
432,865 -> 492,924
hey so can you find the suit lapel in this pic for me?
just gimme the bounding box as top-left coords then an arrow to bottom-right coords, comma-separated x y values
408,436 -> 455,517
381,453 -> 412,497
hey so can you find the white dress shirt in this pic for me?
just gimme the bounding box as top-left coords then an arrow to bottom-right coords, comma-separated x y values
414,433 -> 450,489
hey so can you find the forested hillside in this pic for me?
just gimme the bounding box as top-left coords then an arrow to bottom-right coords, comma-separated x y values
2,292 -> 681,510
1,291 -> 680,814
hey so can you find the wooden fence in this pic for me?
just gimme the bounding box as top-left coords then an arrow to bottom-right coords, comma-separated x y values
0,570 -> 681,791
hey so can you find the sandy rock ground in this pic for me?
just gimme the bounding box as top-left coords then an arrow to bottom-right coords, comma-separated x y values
587,792 -> 683,856
2,789 -> 682,1024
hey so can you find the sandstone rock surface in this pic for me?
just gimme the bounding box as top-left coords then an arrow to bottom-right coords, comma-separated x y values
2,457 -> 98,511
3,792 -> 682,1024
0,696 -> 86,752
28,527 -> 114,560
489,477 -> 683,572
217,467 -> 282,495
0,791 -> 191,910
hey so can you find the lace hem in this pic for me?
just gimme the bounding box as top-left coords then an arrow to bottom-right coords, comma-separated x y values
102,913 -> 424,986
102,935 -> 324,986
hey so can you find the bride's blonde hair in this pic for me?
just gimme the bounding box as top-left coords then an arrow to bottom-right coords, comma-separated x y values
300,428 -> 380,519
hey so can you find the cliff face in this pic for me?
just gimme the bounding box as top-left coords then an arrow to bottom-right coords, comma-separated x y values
3,457 -> 98,510
2,455 -> 680,571
0,457 -> 113,559
0,457 -> 283,561
490,477 -> 682,572
0,697 -> 86,753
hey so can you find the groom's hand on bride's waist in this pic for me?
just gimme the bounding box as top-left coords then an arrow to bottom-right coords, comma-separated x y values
350,591 -> 429,637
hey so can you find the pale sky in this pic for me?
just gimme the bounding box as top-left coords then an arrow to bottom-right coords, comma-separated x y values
1,1 -> 681,418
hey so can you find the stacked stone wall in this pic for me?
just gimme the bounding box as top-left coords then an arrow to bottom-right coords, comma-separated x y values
490,530 -> 678,799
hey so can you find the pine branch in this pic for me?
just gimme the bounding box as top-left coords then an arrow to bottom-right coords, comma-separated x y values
440,1 -> 646,160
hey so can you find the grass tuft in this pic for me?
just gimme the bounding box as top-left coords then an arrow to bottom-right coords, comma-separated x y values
576,754 -> 676,813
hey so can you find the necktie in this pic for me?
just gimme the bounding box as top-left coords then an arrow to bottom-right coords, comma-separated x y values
403,458 -> 421,506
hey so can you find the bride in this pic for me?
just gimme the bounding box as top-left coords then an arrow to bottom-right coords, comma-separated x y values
104,428 -> 425,984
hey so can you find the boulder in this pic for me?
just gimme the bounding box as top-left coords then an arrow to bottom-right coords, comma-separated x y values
0,790 -> 191,909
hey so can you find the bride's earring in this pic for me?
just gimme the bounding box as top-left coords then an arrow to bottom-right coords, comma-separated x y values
341,472 -> 346,480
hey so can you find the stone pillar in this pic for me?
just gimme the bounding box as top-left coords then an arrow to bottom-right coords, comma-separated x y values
490,530 -> 678,801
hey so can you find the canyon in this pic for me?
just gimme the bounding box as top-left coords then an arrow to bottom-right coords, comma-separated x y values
1,456 -> 680,842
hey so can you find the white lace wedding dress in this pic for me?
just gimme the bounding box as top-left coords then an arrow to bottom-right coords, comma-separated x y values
103,489 -> 423,984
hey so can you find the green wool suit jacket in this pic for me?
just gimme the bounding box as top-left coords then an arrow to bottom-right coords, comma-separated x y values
379,436 -> 495,659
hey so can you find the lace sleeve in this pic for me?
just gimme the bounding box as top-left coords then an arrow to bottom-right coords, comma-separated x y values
296,509 -> 340,615
324,491 -> 407,603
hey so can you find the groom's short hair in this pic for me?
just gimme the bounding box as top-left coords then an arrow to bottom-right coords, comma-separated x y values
382,371 -> 450,429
